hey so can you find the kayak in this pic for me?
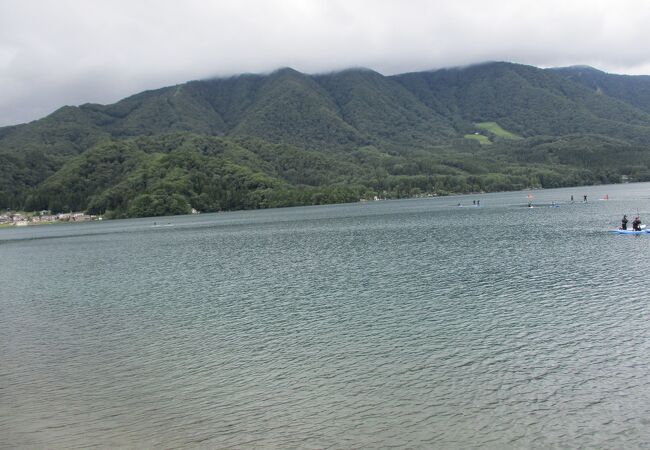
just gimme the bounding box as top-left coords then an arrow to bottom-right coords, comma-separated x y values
609,228 -> 649,235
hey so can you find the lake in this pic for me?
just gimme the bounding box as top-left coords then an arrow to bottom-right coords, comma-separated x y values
2,183 -> 650,448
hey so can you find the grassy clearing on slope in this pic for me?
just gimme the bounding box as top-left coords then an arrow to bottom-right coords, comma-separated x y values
475,122 -> 521,139
464,133 -> 491,145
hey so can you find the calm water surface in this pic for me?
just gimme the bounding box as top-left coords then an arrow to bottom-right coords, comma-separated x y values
2,183 -> 650,448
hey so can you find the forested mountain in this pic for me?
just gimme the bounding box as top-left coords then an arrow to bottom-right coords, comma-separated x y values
553,66 -> 650,116
2,62 -> 650,217
395,62 -> 650,141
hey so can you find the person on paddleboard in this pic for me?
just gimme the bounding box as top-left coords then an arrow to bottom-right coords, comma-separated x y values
621,215 -> 628,230
632,216 -> 641,231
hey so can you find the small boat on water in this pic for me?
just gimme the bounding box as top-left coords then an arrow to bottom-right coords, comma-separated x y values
609,226 -> 648,235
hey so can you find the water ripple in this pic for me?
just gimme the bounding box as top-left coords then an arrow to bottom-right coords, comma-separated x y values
3,185 -> 650,447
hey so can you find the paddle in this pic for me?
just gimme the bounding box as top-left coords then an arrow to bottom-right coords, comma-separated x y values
637,209 -> 645,231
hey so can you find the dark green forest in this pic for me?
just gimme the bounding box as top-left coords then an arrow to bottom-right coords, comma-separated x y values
2,62 -> 650,217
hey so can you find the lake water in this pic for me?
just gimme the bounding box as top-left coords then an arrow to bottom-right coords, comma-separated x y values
2,183 -> 650,449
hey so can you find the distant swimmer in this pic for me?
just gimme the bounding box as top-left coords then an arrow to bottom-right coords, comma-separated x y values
583,195 -> 587,202
571,195 -> 574,202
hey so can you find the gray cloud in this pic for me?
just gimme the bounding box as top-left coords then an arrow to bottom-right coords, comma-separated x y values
2,0 -> 650,126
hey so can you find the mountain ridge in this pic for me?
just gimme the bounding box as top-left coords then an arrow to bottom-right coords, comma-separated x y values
2,61 -> 650,216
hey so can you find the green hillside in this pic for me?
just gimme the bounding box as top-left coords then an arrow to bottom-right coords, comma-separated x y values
553,66 -> 650,116
464,133 -> 491,145
2,62 -> 650,217
475,122 -> 520,139
393,62 -> 650,142
229,68 -> 365,148
313,69 -> 456,149
24,132 -> 641,217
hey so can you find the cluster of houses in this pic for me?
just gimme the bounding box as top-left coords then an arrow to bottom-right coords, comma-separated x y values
0,211 -> 102,227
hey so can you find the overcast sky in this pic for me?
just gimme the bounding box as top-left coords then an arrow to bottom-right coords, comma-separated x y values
2,0 -> 650,126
